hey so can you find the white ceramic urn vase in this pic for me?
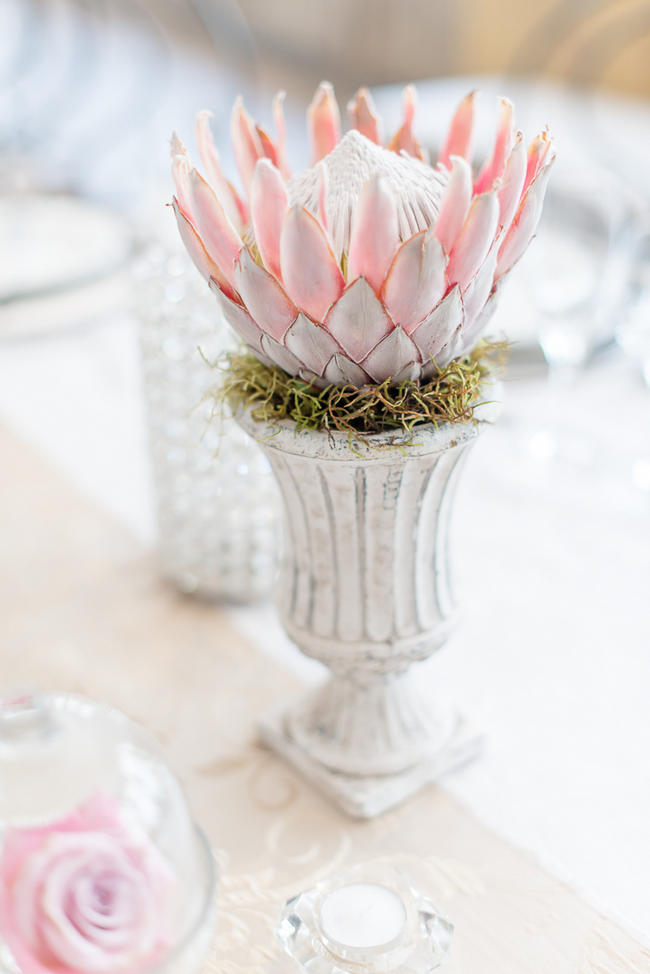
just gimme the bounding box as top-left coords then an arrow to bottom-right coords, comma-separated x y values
237,408 -> 490,818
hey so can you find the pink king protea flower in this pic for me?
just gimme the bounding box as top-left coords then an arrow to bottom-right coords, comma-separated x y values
171,82 -> 554,387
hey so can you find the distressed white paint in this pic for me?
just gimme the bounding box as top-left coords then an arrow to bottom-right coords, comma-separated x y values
238,409 -> 486,779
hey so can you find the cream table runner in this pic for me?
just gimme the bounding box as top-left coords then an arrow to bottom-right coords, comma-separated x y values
1,424 -> 648,974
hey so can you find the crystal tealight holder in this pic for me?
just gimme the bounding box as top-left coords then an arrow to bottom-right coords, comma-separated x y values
277,863 -> 453,973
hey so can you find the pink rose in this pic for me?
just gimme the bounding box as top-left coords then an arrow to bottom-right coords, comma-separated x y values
0,795 -> 174,974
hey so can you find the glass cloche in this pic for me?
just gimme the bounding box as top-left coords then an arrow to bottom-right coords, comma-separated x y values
0,692 -> 216,974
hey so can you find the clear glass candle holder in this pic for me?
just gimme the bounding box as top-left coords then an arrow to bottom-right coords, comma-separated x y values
134,244 -> 281,602
277,862 -> 453,973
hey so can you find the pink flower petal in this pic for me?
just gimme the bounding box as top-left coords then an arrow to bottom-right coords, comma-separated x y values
474,98 -> 515,193
462,244 -> 498,328
260,333 -> 303,376
234,247 -> 297,341
388,85 -> 426,160
361,327 -> 421,383
284,313 -> 342,375
272,90 -> 290,178
211,282 -> 265,353
496,160 -> 554,277
497,136 -> 526,234
196,110 -> 246,232
347,87 -> 383,144
438,90 -> 476,168
524,128 -> 553,194
170,137 -> 193,221
434,155 -> 472,255
230,95 -> 264,194
381,229 -> 447,333
189,168 -> 242,288
172,198 -> 237,300
316,161 -> 329,233
411,285 -> 464,364
454,285 -> 501,358
307,82 -> 341,164
250,158 -> 288,280
322,354 -> 370,387
446,192 -> 499,290
325,277 -> 393,362
280,206 -> 345,321
347,174 -> 400,293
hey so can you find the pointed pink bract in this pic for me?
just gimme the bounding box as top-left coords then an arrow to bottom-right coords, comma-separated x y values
474,98 -> 515,193
434,155 -> 472,255
234,247 -> 296,341
438,91 -> 476,168
188,168 -> 242,287
280,206 -> 345,321
497,137 -> 526,234
231,96 -> 264,194
446,192 -> 499,290
196,110 -> 245,232
347,174 -> 400,294
382,230 -> 447,332
348,88 -> 383,144
251,158 -> 288,281
496,160 -> 554,277
307,82 -> 341,164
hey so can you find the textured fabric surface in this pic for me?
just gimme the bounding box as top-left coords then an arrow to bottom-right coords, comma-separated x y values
1,426 -> 649,974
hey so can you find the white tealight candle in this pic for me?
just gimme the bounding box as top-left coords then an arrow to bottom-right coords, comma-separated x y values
319,882 -> 407,950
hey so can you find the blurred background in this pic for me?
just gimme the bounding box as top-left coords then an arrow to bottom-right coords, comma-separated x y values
1,0 -> 650,946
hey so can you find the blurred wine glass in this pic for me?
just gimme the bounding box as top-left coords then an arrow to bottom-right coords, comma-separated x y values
501,174 -> 632,465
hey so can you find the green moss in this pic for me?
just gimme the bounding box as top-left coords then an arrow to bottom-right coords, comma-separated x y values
213,340 -> 506,438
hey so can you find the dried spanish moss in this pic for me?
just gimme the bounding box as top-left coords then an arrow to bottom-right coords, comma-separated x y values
212,340 -> 506,438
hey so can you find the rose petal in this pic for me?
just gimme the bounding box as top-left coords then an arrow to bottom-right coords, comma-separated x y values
381,230 -> 447,333
325,277 -> 393,362
280,206 -> 345,320
347,174 -> 400,293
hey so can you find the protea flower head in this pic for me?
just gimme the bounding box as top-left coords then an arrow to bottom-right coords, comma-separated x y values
171,82 -> 554,387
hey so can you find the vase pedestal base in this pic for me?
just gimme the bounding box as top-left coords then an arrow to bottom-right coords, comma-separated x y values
258,702 -> 483,819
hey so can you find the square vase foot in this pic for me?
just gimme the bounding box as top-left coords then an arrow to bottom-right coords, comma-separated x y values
257,700 -> 484,819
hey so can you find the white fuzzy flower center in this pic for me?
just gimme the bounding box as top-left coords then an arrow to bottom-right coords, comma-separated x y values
288,130 -> 448,260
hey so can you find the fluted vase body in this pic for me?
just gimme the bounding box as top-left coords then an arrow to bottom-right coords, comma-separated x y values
237,409 -> 481,792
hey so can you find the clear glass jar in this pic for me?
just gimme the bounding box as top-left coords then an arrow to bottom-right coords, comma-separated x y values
0,692 -> 216,974
134,245 -> 280,602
